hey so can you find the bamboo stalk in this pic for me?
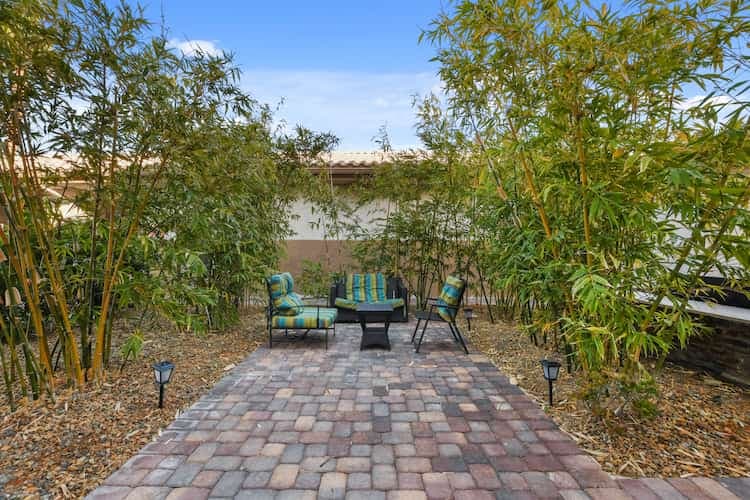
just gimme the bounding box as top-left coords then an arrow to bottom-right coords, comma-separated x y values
574,109 -> 593,267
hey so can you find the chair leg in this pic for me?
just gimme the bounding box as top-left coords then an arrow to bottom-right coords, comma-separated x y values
416,318 -> 430,353
452,322 -> 469,354
447,323 -> 459,342
325,328 -> 328,350
269,325 -> 273,349
411,318 -> 421,343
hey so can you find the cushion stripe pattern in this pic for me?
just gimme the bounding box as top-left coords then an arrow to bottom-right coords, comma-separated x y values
268,274 -> 288,301
335,297 -> 404,311
345,273 -> 387,302
437,276 -> 465,322
335,297 -> 358,310
275,292 -> 304,316
281,272 -> 294,293
271,307 -> 337,329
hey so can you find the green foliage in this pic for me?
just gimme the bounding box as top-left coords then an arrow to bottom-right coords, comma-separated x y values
415,0 -> 750,415
0,0 -> 335,405
299,259 -> 339,298
119,329 -> 144,370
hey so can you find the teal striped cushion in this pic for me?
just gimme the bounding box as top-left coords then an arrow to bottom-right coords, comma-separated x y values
437,276 -> 464,321
335,297 -> 404,310
271,307 -> 337,329
281,272 -> 295,293
275,292 -> 304,316
267,274 -> 288,300
335,297 -> 358,310
346,273 -> 386,302
267,273 -> 302,315
384,297 -> 404,309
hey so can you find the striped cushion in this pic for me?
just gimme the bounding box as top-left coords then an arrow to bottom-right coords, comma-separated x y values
267,273 -> 302,315
437,276 -> 465,321
335,297 -> 358,310
271,307 -> 337,329
267,274 -> 288,300
345,273 -> 386,302
281,272 -> 295,293
275,292 -> 304,316
335,297 -> 404,310
383,298 -> 405,309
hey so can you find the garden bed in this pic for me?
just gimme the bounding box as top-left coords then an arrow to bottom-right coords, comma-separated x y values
466,314 -> 750,478
0,310 -> 266,498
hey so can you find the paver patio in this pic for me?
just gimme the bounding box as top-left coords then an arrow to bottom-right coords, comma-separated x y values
88,322 -> 749,499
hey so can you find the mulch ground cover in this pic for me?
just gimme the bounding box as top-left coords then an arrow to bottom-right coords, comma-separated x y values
0,310 -> 266,499
466,313 -> 750,479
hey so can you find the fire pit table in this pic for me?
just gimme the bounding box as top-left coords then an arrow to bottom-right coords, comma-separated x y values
356,303 -> 394,350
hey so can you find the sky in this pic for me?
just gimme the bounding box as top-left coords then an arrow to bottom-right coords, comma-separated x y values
140,1 -> 743,152
144,1 -> 447,151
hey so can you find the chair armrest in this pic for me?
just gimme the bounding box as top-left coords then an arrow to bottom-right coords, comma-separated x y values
399,284 -> 408,317
329,284 -> 338,307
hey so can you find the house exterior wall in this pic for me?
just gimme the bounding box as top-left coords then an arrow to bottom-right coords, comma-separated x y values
280,198 -> 391,277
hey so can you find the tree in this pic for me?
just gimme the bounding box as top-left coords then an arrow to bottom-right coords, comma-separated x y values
422,0 -> 750,413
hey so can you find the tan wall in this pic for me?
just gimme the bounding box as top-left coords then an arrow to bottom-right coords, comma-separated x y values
278,239 -> 478,302
279,239 -> 356,277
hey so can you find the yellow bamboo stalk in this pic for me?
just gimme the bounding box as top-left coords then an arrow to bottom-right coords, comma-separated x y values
506,119 -> 558,259
575,109 -> 593,267
92,155 -> 169,378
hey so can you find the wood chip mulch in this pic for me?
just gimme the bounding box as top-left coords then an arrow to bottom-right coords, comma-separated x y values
466,313 -> 750,479
0,310 -> 266,499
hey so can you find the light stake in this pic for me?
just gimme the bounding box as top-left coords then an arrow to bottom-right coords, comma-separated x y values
152,361 -> 174,409
463,307 -> 475,331
540,359 -> 561,406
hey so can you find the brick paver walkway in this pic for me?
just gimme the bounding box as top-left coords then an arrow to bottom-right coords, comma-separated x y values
89,322 -> 749,499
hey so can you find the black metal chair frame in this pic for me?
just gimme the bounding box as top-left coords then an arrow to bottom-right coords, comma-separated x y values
411,279 -> 469,354
265,279 -> 336,350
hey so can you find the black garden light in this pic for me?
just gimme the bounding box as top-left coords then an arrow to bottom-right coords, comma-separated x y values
152,361 -> 174,408
463,307 -> 476,331
540,359 -> 561,406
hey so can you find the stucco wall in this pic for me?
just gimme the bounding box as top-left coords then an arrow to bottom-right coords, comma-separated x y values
287,199 -> 391,240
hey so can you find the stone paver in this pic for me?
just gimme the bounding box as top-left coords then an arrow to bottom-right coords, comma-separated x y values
88,322 -> 747,499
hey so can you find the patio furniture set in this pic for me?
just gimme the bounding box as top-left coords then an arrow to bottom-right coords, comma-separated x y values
264,271 -> 470,354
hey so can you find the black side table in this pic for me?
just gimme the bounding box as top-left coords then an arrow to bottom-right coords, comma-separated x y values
356,303 -> 394,350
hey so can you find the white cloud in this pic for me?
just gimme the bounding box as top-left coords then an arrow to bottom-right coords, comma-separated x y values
167,38 -> 222,57
241,70 -> 442,150
676,94 -> 734,111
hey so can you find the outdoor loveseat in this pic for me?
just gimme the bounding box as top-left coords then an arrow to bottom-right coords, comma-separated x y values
329,272 -> 408,322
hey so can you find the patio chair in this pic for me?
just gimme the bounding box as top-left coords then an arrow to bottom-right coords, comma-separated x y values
411,275 -> 468,354
265,272 -> 337,349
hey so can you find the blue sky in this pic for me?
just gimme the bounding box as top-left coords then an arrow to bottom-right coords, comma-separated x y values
147,1 -> 446,150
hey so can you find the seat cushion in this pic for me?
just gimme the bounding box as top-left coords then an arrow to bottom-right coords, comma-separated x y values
335,297 -> 404,310
335,297 -> 358,310
346,273 -> 387,302
272,307 -> 337,329
383,298 -> 405,309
